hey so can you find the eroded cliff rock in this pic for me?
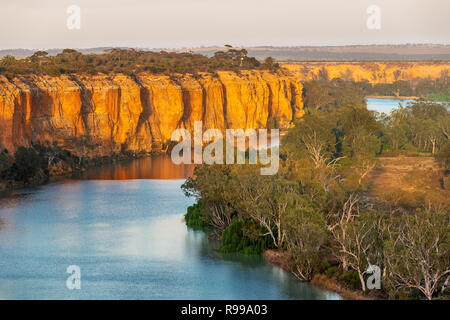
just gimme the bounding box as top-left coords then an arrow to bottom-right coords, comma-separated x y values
0,71 -> 304,156
282,61 -> 450,83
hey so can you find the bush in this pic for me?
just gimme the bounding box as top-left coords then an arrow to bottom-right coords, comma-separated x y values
12,147 -> 42,182
326,266 -> 339,278
319,261 -> 331,271
339,270 -> 361,290
220,219 -> 272,255
184,203 -> 209,230
0,152 -> 13,178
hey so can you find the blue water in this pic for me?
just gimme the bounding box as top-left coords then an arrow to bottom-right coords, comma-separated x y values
0,160 -> 341,300
366,97 -> 415,114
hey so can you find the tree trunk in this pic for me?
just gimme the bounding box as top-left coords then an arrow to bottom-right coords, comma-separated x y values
342,259 -> 348,273
431,138 -> 436,154
358,269 -> 366,292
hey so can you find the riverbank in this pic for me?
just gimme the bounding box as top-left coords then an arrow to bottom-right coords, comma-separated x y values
262,250 -> 373,300
0,148 -> 152,193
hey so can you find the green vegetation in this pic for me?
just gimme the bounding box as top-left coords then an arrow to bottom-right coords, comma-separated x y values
302,79 -> 366,111
383,101 -> 449,154
304,68 -> 449,102
184,203 -> 209,230
361,71 -> 449,98
428,93 -> 450,102
0,140 -> 155,191
304,80 -> 450,155
0,48 -> 279,79
182,80 -> 450,299
12,147 -> 43,182
220,219 -> 272,255
0,142 -> 82,188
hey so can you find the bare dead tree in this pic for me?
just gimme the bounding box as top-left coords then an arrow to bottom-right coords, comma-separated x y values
384,212 -> 450,300
328,192 -> 360,272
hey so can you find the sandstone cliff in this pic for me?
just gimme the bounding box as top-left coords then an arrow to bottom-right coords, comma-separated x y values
0,71 -> 303,156
282,61 -> 450,83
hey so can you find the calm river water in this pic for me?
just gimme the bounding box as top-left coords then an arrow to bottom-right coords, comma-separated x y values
365,97 -> 416,114
0,155 -> 341,300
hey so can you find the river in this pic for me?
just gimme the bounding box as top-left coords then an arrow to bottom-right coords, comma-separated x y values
0,155 -> 341,300
365,97 -> 416,114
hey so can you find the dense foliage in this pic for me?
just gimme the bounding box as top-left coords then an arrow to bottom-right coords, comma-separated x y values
384,102 -> 450,154
0,142 -> 82,187
184,203 -> 209,230
303,80 -> 450,155
220,219 -> 272,255
0,48 -> 279,79
182,80 -> 450,299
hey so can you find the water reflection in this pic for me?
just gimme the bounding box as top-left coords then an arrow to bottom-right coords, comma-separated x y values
0,191 -> 35,210
79,154 -> 194,180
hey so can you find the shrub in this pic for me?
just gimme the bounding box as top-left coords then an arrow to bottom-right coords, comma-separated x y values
339,270 -> 361,290
319,261 -> 331,272
12,147 -> 42,182
0,152 -> 13,178
220,219 -> 272,255
326,266 -> 339,278
184,203 -> 209,230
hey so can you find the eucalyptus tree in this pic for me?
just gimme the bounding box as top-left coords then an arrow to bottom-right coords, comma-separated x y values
384,210 -> 450,300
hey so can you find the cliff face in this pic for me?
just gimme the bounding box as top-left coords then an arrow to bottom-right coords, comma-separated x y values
0,71 -> 303,156
282,61 -> 450,83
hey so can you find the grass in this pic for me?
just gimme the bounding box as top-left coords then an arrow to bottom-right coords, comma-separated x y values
367,156 -> 450,211
427,93 -> 450,102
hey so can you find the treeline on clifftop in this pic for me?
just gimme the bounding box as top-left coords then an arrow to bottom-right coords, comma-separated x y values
182,82 -> 450,300
0,48 -> 279,79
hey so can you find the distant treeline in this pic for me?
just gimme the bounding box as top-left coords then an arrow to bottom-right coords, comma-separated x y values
0,48 -> 279,79
303,76 -> 450,105
358,78 -> 449,100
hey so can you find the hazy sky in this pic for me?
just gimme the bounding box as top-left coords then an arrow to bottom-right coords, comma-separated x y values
1,0 -> 449,49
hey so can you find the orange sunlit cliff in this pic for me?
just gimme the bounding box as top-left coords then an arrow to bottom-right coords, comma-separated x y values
1,61 -> 449,157
0,71 -> 303,156
282,61 -> 450,83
